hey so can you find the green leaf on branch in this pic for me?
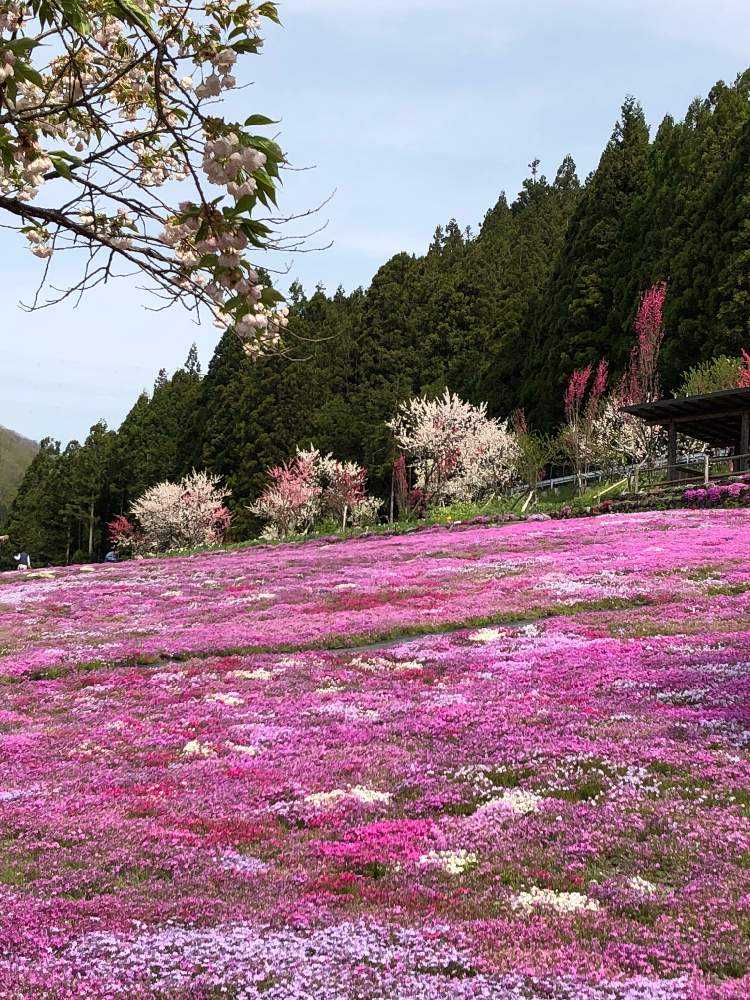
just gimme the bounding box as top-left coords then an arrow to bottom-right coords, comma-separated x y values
14,62 -> 45,89
238,219 -> 272,248
244,115 -> 278,127
257,2 -> 282,25
112,0 -> 153,31
49,150 -> 83,164
253,169 -> 278,208
232,194 -> 258,215
231,39 -> 262,55
6,38 -> 40,55
247,137 -> 284,178
39,0 -> 91,33
241,220 -> 271,237
49,154 -> 80,180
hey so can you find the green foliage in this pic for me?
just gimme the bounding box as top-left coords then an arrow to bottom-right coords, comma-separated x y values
0,427 -> 38,525
677,355 -> 742,397
516,431 -> 559,493
3,438 -> 68,568
4,346 -> 203,567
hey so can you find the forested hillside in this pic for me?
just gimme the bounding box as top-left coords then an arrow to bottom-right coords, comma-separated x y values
0,427 -> 38,525
5,71 -> 750,564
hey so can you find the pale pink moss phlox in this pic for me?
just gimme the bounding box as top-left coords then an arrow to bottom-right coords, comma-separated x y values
0,510 -> 749,996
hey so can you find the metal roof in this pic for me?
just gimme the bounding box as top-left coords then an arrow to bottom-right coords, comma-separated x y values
621,388 -> 750,448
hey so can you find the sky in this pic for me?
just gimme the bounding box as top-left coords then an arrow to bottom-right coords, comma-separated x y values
2,0 -> 750,445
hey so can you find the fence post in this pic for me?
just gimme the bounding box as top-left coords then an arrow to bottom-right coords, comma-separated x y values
704,454 -> 710,485
740,412 -> 750,473
667,422 -> 678,482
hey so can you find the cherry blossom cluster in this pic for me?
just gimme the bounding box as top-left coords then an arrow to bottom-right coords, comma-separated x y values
195,46 -> 237,99
0,45 -> 14,81
202,132 -> 266,200
0,1 -> 290,353
0,3 -> 25,33
0,140 -> 53,200
160,197 -> 290,354
24,207 -> 138,260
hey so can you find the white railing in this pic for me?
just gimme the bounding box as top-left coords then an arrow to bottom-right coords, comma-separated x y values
628,452 -> 750,494
526,452 -> 749,498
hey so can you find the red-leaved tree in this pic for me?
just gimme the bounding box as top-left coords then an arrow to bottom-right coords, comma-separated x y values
613,280 -> 669,464
622,281 -> 668,405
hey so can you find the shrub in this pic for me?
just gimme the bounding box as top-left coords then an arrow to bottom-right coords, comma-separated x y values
678,356 -> 743,398
683,480 -> 750,508
512,411 -> 557,496
107,515 -> 143,558
250,454 -> 322,539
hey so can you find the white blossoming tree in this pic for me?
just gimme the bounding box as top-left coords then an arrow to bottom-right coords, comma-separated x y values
0,0 -> 296,355
109,469 -> 231,553
589,395 -> 651,469
388,390 -> 520,509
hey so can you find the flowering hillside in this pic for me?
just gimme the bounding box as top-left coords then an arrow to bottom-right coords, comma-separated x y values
1,511 -> 749,997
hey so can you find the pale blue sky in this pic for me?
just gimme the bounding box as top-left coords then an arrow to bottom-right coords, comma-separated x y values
2,0 -> 750,445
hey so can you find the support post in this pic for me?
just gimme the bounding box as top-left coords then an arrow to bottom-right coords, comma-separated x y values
704,454 -> 710,485
667,422 -> 678,482
739,412 -> 750,473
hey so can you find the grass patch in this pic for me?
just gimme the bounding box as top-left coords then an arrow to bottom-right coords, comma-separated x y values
705,582 -> 750,597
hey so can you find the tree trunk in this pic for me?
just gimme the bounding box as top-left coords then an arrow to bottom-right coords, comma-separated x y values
88,499 -> 95,557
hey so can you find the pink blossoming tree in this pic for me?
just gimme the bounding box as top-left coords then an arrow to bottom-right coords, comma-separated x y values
252,449 -> 380,537
559,360 -> 608,490
623,280 -> 669,406
740,349 -> 750,389
608,281 -> 670,465
587,281 -> 670,469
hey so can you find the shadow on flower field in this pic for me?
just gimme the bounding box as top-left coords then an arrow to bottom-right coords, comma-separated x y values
0,510 -> 749,997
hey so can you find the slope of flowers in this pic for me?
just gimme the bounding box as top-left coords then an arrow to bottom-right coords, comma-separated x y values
1,508 -> 750,679
1,511 -> 750,997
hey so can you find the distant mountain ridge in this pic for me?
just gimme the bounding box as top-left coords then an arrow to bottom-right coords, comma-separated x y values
0,426 -> 38,522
